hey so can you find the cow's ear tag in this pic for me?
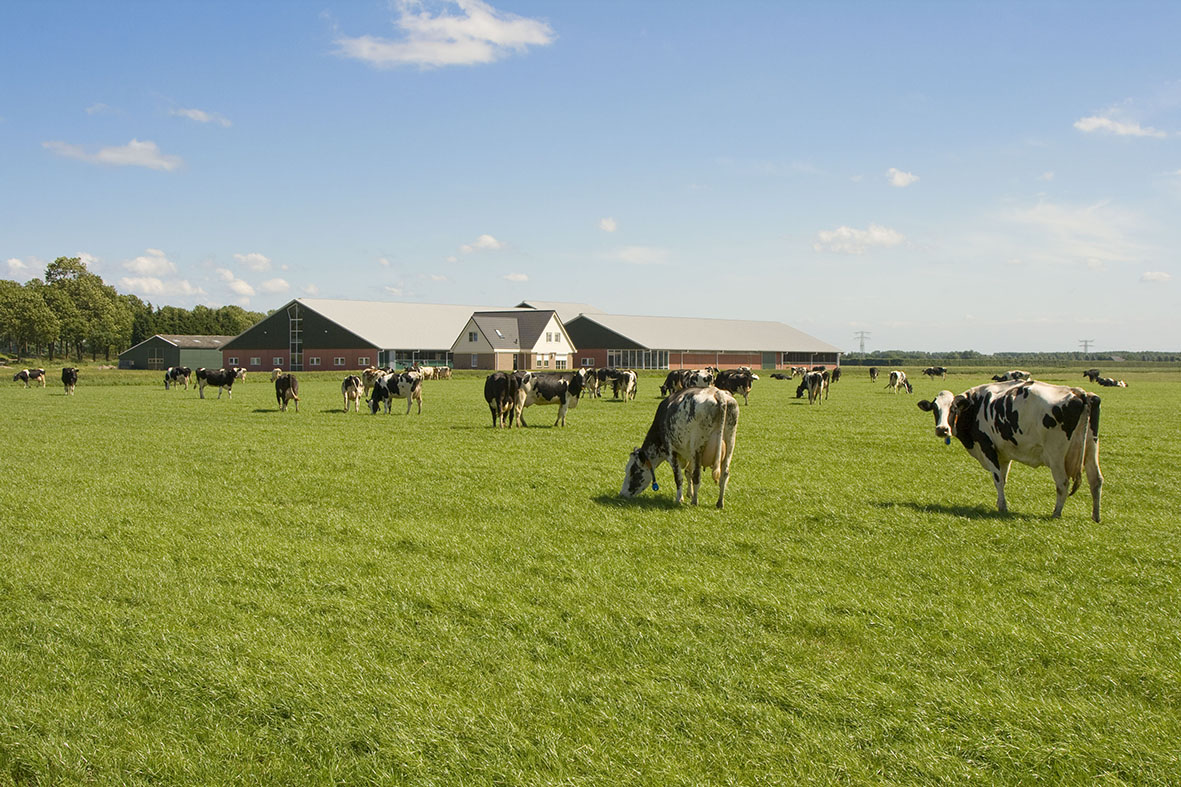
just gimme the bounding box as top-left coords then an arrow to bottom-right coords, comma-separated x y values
652,482 -> 659,491
945,437 -> 951,445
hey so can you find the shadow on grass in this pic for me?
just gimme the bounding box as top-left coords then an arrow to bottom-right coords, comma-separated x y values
874,500 -> 1038,521
591,493 -> 683,511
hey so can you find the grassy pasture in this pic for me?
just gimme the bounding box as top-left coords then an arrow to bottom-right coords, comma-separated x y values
1,366 -> 1179,785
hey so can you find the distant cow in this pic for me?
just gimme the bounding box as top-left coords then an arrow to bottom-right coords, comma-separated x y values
13,368 -> 46,388
519,371 -> 584,427
341,375 -> 363,412
484,371 -> 523,427
275,373 -> 300,412
887,370 -> 912,394
1096,376 -> 1127,388
163,366 -> 192,390
660,368 -> 713,397
361,366 -> 384,399
922,366 -> 948,379
594,368 -> 624,399
1082,368 -> 1102,383
195,367 -> 237,399
435,366 -> 452,380
770,372 -> 790,380
714,369 -> 759,405
791,366 -> 809,378
369,371 -> 423,415
799,371 -> 826,403
869,367 -> 879,383
917,380 -> 1102,521
619,386 -> 739,508
992,370 -> 1032,382
830,367 -> 842,384
233,367 -> 247,381
613,370 -> 638,401
61,367 -> 78,395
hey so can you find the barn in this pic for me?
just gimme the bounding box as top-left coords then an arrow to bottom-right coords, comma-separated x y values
564,313 -> 842,370
118,335 -> 236,370
450,310 -> 576,371
220,298 -> 502,372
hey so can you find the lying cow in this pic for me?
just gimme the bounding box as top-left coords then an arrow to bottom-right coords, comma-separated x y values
13,368 -> 46,388
1096,376 -> 1127,388
1082,368 -> 1101,383
869,367 -> 879,383
274,373 -> 299,412
620,386 -> 739,508
714,369 -> 759,405
163,366 -> 192,390
196,367 -> 237,399
887,370 -> 913,394
770,372 -> 790,380
484,371 -> 523,427
992,370 -> 1032,382
61,367 -> 78,395
917,380 -> 1102,521
922,366 -> 948,379
519,371 -> 584,427
341,375 -> 363,412
369,371 -> 423,415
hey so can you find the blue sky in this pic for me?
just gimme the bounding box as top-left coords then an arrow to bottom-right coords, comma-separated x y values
3,0 -> 1178,352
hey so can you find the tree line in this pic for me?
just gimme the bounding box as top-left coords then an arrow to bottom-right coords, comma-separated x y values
843,350 -> 1181,364
0,257 -> 266,362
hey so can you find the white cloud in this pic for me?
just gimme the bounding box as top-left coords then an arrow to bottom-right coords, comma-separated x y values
85,103 -> 114,115
7,258 -> 30,276
1008,200 -> 1143,266
335,0 -> 555,69
303,284 -> 320,295
384,285 -> 403,296
118,276 -> 204,297
424,273 -> 447,282
76,252 -> 99,270
233,252 -> 272,272
1074,115 -> 1166,138
614,246 -> 669,265
259,278 -> 290,294
215,267 -> 255,296
813,224 -> 906,254
1141,271 -> 1172,283
122,248 -> 177,276
502,272 -> 528,282
460,233 -> 505,253
378,256 -> 391,267
171,107 -> 232,127
445,255 -> 458,263
599,217 -> 617,232
42,139 -> 183,171
886,168 -> 919,187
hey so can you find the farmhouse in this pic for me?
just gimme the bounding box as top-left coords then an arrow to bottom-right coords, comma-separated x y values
564,313 -> 842,370
451,310 -> 576,370
118,334 -> 236,370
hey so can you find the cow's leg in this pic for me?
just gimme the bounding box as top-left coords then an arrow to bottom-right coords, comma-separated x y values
556,402 -> 567,427
716,440 -> 734,510
416,394 -> 422,414
670,455 -> 685,504
1086,442 -> 1103,523
992,459 -> 1011,514
689,458 -> 701,505
1050,461 -> 1070,518
199,383 -> 205,399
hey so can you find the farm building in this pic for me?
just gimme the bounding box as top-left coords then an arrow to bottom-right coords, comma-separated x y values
220,298 -> 503,372
450,310 -> 576,371
564,313 -> 842,370
118,335 -> 236,370
514,300 -> 604,324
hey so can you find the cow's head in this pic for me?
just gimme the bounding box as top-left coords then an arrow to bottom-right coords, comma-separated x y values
917,390 -> 965,439
620,447 -> 657,498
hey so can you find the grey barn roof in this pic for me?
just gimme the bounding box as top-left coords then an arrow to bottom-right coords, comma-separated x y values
515,300 -> 603,324
295,298 -> 505,350
568,313 -> 842,354
470,315 -> 521,350
122,334 -> 236,353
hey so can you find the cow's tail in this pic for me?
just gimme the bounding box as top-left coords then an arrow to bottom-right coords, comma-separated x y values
711,391 -> 731,483
1064,390 -> 1092,496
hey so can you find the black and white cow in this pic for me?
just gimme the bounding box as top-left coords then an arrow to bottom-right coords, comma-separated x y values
341,375 -> 363,413
594,368 -> 624,399
1096,376 -> 1127,388
196,367 -> 237,399
917,380 -> 1102,521
922,366 -> 948,379
12,368 -> 46,388
233,367 -> 247,381
164,366 -> 192,390
612,369 -> 638,401
620,386 -> 739,508
274,373 -> 299,412
714,369 -> 759,405
770,372 -> 790,380
369,371 -> 423,415
830,367 -> 842,384
660,368 -> 713,397
519,371 -> 584,427
992,370 -> 1032,382
791,366 -> 809,378
800,371 -> 826,403
61,367 -> 78,395
484,371 -> 523,427
887,370 -> 913,394
1082,368 -> 1102,383
869,367 -> 879,383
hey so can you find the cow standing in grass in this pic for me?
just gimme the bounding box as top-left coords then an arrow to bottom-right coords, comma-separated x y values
369,371 -> 423,415
341,375 -> 363,413
484,371 -> 522,427
869,367 -> 879,383
274,373 -> 300,412
518,371 -> 584,427
714,369 -> 758,405
13,368 -> 46,387
196,368 -> 237,399
1082,368 -> 1101,383
61,367 -> 78,395
887,370 -> 912,394
620,386 -> 739,509
164,366 -> 191,390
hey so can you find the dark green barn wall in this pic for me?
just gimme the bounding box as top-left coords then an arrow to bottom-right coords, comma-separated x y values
118,337 -> 180,370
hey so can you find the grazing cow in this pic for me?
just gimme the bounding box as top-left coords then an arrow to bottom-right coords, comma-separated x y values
61,367 -> 78,395
715,369 -> 759,405
415,365 -> 437,380
791,366 -> 809,378
341,375 -> 363,412
660,368 -> 713,397
233,367 -> 247,381
275,373 -> 299,412
361,366 -> 385,399
519,371 -> 584,427
917,380 -> 1102,521
869,367 -> 879,383
887,370 -> 913,394
992,370 -> 1032,382
13,368 -> 46,387
830,367 -> 842,384
1097,376 -> 1127,388
196,367 -> 238,399
369,371 -> 423,415
922,366 -> 948,379
163,366 -> 192,390
484,371 -> 523,427
436,366 -> 452,380
594,367 -> 624,399
613,369 -> 638,401
1082,368 -> 1102,383
799,371 -> 825,403
619,386 -> 739,508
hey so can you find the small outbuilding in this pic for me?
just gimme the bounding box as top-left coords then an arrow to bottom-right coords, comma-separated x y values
118,334 -> 236,370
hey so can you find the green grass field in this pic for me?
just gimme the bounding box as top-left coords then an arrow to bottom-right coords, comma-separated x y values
2,366 -> 1179,785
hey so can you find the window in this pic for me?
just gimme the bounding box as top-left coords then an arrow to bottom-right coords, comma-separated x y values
494,329 -> 505,339
357,357 -> 370,366
554,333 -> 561,344
536,355 -> 543,367
228,356 -> 239,365
250,357 -> 261,367
556,359 -> 567,369
334,357 -> 346,367
546,332 -> 552,342
309,357 -> 321,367
471,354 -> 478,368
273,357 -> 284,367
469,331 -> 478,343
582,357 -> 593,366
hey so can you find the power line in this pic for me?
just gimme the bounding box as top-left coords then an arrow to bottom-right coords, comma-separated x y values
1079,339 -> 1094,354
853,330 -> 871,354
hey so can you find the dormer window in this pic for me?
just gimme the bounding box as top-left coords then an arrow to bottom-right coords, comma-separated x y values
469,331 -> 478,342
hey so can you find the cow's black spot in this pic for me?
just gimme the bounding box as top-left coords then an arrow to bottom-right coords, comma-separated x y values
1057,396 -> 1085,438
1088,394 -> 1101,437
1043,414 -> 1056,429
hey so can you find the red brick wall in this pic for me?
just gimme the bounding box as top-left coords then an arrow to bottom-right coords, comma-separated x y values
668,352 -> 766,370
224,347 -> 379,371
572,349 -> 608,368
